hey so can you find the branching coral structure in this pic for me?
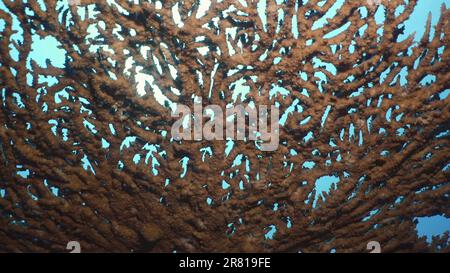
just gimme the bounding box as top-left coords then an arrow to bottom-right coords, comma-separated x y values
0,0 -> 449,252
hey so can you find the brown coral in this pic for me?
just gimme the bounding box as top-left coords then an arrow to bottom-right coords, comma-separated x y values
0,0 -> 449,252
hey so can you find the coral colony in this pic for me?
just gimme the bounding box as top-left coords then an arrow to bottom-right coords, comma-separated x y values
0,0 -> 449,252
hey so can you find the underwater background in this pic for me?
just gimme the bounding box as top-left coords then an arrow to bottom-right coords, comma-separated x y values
0,0 -> 449,252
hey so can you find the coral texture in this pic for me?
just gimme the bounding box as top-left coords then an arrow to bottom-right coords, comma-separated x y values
0,0 -> 449,252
